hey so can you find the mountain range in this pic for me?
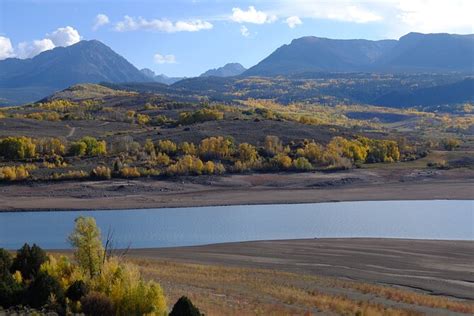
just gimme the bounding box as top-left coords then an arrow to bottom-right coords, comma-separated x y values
244,33 -> 474,76
200,63 -> 246,77
0,32 -> 472,105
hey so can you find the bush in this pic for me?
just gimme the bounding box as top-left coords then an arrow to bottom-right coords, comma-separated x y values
170,296 -> 203,316
179,108 -> 224,125
81,292 -> 114,316
167,155 -> 204,176
199,136 -> 234,160
11,243 -> 47,280
66,280 -> 88,302
293,157 -> 313,171
157,140 -> 177,155
69,137 -> 106,157
0,165 -> 30,181
0,136 -> 36,159
442,138 -> 461,151
90,166 -> 111,180
119,166 -> 141,178
26,272 -> 64,308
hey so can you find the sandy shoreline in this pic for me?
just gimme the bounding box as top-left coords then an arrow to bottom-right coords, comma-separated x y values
1,168 -> 473,212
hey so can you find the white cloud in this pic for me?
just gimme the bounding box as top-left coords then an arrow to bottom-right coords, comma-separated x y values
286,16 -> 302,28
47,26 -> 81,47
17,39 -> 55,59
154,53 -> 176,64
240,25 -> 250,37
273,0 -> 473,36
394,0 -> 474,34
93,13 -> 110,31
231,6 -> 277,24
115,16 -> 213,32
9,26 -> 81,59
0,36 -> 15,60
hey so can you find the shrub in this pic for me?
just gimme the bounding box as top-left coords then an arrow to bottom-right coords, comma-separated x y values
90,258 -> 167,315
155,152 -> 171,166
90,166 -> 111,180
0,165 -> 30,181
179,142 -> 197,155
11,243 -> 47,280
157,139 -> 177,155
238,143 -> 259,163
66,280 -> 88,302
69,137 -> 106,157
296,141 -> 324,164
26,272 -> 64,308
179,108 -> 224,125
136,113 -> 151,125
199,136 -> 234,160
119,166 -> 141,178
272,154 -> 292,169
167,155 -> 204,175
35,138 -> 66,156
0,136 -> 36,159
170,296 -> 203,316
263,135 -> 283,157
81,292 -> 114,316
442,138 -> 461,151
293,157 -> 313,171
52,170 -> 88,180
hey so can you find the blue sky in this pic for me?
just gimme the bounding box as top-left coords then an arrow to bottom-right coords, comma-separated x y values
0,0 -> 472,77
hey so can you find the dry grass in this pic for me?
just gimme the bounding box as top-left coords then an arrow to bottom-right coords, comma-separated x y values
128,258 -> 474,315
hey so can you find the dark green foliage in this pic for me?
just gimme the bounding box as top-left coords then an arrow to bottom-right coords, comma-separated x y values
26,272 -> 64,308
0,248 -> 23,307
0,249 -> 12,276
81,292 -> 114,316
170,296 -> 203,316
10,243 -> 47,279
66,280 -> 88,302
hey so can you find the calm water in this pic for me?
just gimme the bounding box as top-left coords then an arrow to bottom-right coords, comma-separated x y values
1,200 -> 473,249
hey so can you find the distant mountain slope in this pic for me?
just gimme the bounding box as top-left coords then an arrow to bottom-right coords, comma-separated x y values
374,78 -> 474,107
0,40 -> 151,105
244,33 -> 474,76
140,68 -> 184,85
200,63 -> 247,77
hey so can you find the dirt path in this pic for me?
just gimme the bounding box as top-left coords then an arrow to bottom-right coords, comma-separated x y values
66,126 -> 76,138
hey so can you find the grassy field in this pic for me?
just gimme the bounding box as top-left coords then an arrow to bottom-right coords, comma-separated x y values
130,258 -> 474,315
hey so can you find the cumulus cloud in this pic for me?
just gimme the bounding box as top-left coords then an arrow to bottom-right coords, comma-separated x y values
240,25 -> 250,37
7,26 -> 81,59
115,16 -> 213,32
231,6 -> 277,24
17,39 -> 55,59
0,36 -> 15,60
93,13 -> 110,30
47,26 -> 81,47
154,53 -> 176,64
285,16 -> 302,28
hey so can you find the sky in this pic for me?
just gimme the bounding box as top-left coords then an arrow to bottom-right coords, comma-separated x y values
0,0 -> 473,77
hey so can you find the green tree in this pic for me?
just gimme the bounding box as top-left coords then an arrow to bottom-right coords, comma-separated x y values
68,217 -> 104,278
11,243 -> 47,279
170,296 -> 203,316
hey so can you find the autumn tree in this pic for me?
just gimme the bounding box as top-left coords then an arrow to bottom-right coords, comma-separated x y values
0,136 -> 36,159
199,136 -> 234,160
68,217 -> 104,278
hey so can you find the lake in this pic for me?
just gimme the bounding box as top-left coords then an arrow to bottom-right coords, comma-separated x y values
1,200 -> 473,249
